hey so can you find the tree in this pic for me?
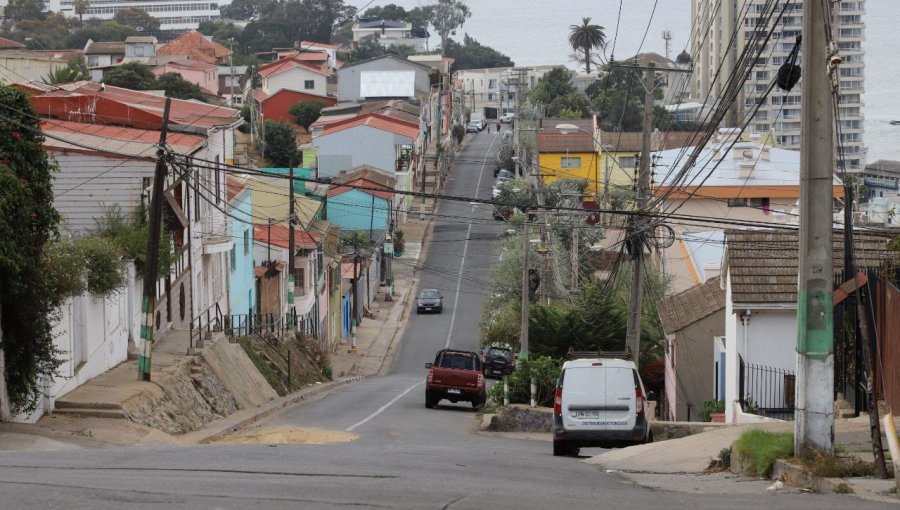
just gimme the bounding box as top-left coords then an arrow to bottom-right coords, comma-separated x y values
155,72 -> 207,102
263,120 -> 298,167
104,62 -> 156,90
7,13 -> 74,50
220,0 -> 274,20
591,64 -> 675,131
65,21 -> 136,49
289,100 -> 325,131
0,85 -> 63,414
443,34 -> 513,70
6,0 -> 45,21
568,17 -> 605,74
346,39 -> 416,63
113,8 -> 160,34
238,0 -> 355,52
547,92 -> 592,118
528,67 -> 575,105
431,0 -> 471,55
407,5 -> 433,39
73,0 -> 90,24
361,3 -> 407,21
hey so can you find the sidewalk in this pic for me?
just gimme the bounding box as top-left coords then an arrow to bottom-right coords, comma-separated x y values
587,416 -> 899,502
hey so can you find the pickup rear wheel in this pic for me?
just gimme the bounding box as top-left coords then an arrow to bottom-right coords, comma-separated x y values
425,391 -> 439,409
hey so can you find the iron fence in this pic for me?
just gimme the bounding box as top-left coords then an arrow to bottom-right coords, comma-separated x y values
739,355 -> 796,421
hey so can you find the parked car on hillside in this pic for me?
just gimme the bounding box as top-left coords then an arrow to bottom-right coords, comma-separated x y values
495,169 -> 514,183
466,122 -> 479,134
473,119 -> 486,131
500,113 -> 516,123
552,356 -> 652,456
425,349 -> 486,410
481,346 -> 515,378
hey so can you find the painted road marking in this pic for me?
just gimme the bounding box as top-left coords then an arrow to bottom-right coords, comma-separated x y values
345,381 -> 422,432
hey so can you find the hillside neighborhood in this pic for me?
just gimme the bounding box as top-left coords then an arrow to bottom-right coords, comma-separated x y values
0,0 -> 899,508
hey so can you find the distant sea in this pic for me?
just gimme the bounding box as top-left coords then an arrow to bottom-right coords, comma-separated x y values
348,0 -> 900,162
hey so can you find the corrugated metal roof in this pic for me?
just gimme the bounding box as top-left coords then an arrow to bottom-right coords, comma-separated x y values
253,223 -> 320,250
320,113 -> 418,139
258,57 -> 327,78
327,177 -> 394,200
84,41 -> 125,55
537,131 -> 595,153
41,119 -> 205,157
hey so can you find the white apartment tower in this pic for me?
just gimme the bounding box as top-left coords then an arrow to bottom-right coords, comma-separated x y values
690,0 -> 866,170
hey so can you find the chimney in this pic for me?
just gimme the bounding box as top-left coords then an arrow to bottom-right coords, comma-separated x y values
760,146 -> 771,161
738,161 -> 755,178
703,263 -> 721,282
750,133 -> 761,144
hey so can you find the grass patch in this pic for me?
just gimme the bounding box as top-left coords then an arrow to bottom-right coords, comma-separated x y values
237,336 -> 288,396
733,430 -> 794,476
801,452 -> 876,478
706,447 -> 732,472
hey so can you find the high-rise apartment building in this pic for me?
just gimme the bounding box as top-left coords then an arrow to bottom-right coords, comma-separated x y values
690,0 -> 866,170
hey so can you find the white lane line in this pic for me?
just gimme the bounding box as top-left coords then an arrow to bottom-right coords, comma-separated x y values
444,134 -> 498,349
345,381 -> 422,432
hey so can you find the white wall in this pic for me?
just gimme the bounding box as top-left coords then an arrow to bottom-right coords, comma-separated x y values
263,67 -> 326,97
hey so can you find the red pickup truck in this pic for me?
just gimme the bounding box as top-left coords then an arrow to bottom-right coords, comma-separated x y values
425,349 -> 486,410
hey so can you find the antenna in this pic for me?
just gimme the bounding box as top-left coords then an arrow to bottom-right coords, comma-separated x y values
662,30 -> 673,59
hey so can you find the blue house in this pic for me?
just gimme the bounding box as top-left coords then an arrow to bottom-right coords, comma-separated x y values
227,176 -> 256,326
324,166 -> 396,235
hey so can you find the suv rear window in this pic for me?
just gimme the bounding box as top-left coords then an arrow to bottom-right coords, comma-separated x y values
439,352 -> 478,370
486,348 -> 511,360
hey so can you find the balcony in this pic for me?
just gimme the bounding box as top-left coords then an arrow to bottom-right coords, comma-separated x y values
200,214 -> 234,254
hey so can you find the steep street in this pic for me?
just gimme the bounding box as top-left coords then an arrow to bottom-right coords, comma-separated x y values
0,130 -> 892,509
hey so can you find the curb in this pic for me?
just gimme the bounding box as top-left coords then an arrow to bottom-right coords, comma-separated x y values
771,459 -> 898,503
194,375 -> 365,444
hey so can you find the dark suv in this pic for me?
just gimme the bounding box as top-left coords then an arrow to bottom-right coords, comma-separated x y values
482,346 -> 515,378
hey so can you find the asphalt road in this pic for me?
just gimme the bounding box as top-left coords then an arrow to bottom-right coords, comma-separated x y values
0,129 -> 888,509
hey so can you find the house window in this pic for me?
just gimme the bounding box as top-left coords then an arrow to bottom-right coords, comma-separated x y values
243,229 -> 250,255
230,244 -> 236,271
560,157 -> 582,169
618,156 -> 636,168
727,198 -> 748,207
487,93 -> 494,101
295,268 -> 306,295
749,197 -> 770,210
304,80 -> 315,90
488,79 -> 497,89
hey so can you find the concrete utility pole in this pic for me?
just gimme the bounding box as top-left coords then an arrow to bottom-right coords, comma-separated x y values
288,167 -> 295,329
624,63 -> 656,367
795,0 -> 835,456
520,218 -> 530,358
138,98 -> 171,381
571,226 -> 579,290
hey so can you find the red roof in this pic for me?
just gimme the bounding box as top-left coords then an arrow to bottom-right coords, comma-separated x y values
40,119 -> 205,158
253,87 -> 333,105
253,224 -> 321,250
258,57 -> 328,78
326,177 -> 394,201
320,113 -> 419,139
30,81 -> 239,130
157,30 -> 231,65
226,176 -> 248,203
0,36 -> 24,49
299,40 -> 338,49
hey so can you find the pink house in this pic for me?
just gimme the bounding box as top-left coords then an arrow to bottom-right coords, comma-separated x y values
153,60 -> 219,96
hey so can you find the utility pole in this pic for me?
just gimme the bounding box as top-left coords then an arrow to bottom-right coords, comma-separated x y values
287,167 -> 295,330
795,0 -> 835,456
138,98 -> 171,382
571,226 -> 579,290
624,63 -> 656,367
520,217 -> 530,358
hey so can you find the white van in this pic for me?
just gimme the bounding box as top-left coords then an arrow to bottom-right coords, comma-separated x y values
552,358 -> 651,456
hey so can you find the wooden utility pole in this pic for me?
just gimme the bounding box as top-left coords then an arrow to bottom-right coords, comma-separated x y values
795,0 -> 835,455
138,98 -> 171,381
520,218 -> 530,358
624,63 -> 656,367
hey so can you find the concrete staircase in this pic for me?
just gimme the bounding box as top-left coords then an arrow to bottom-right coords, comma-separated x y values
53,400 -> 127,419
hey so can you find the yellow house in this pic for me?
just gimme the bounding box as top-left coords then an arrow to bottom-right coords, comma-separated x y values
537,129 -> 601,194
246,174 -> 322,228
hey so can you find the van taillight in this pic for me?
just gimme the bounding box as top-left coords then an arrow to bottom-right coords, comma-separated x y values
553,387 -> 562,415
635,386 -> 644,415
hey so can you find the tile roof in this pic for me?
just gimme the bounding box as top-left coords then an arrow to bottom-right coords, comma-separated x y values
326,177 -> 394,201
320,113 -> 418,139
41,119 -> 205,157
84,41 -> 125,55
0,36 -> 25,49
157,30 -> 231,65
258,57 -> 327,78
537,131 -> 595,153
658,276 -> 725,334
723,229 -> 896,305
226,175 -> 248,203
253,223 -> 320,250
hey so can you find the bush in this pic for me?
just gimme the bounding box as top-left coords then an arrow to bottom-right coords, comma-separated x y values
487,356 -> 563,407
733,430 -> 794,476
452,124 -> 465,144
75,236 -> 126,296
288,100 -> 325,131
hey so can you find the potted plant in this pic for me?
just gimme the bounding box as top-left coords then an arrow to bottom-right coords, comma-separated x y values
393,230 -> 405,257
701,400 -> 726,423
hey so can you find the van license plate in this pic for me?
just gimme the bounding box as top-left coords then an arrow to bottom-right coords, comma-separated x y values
446,388 -> 461,395
574,410 -> 600,419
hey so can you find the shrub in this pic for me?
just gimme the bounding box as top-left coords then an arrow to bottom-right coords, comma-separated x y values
75,236 -> 126,296
733,430 -> 794,476
452,124 -> 465,144
699,400 -> 725,422
487,356 -> 563,407
288,100 -> 325,131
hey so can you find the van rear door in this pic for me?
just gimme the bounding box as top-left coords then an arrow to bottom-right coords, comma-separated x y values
560,366 -> 606,430
603,367 -> 637,430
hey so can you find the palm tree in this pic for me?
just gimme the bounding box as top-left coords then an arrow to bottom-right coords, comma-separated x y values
568,17 -> 606,74
73,0 -> 90,24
